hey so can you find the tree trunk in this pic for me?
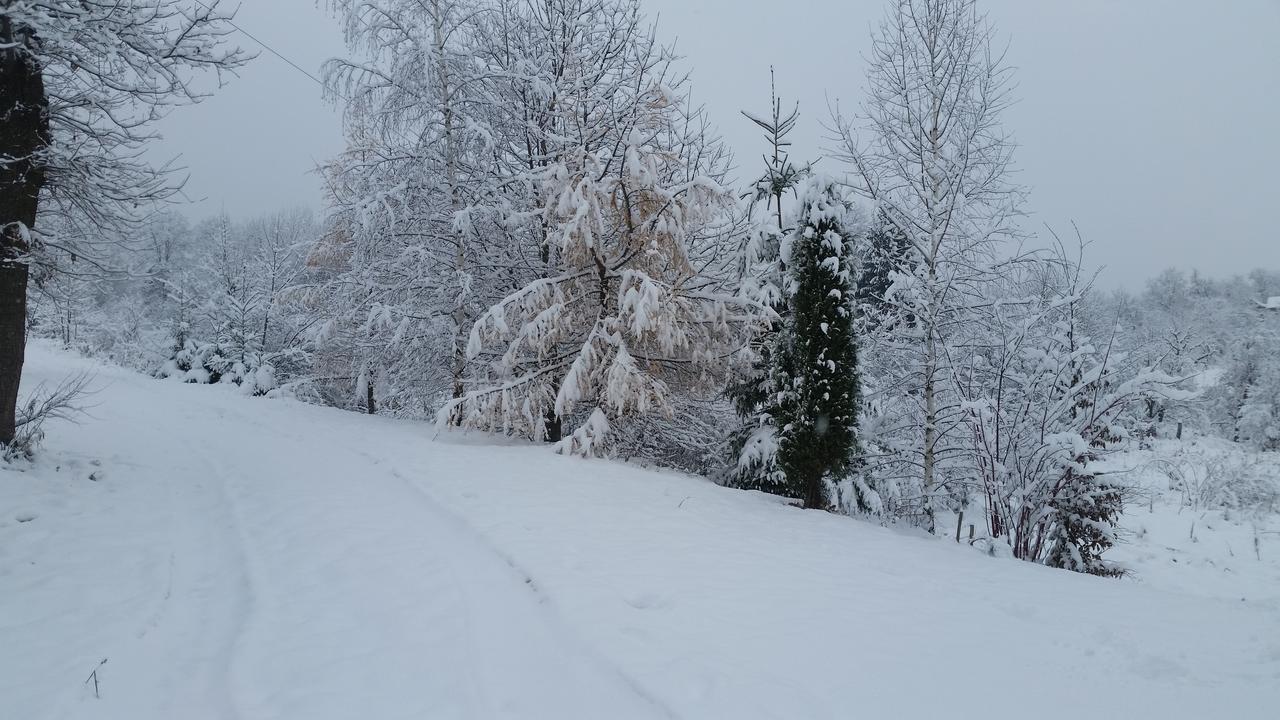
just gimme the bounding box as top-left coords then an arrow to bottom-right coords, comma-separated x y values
433,0 -> 469,413
0,24 -> 49,445
802,472 -> 828,511
920,74 -> 943,535
543,408 -> 562,443
922,332 -> 937,533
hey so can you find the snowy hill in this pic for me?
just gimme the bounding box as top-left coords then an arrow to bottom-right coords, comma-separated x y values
3,343 -> 1279,720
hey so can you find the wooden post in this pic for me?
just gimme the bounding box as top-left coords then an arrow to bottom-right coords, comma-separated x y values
954,511 -> 964,543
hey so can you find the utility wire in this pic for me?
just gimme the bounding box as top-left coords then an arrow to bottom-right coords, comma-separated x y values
190,0 -> 328,90
187,0 -> 432,154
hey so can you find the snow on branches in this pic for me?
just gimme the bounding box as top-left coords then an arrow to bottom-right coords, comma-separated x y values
2,0 -> 252,251
442,50 -> 763,453
954,254 -> 1191,574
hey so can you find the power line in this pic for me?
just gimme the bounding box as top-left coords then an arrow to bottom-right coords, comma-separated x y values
186,0 -> 430,135
186,0 -> 448,180
189,0 -> 327,90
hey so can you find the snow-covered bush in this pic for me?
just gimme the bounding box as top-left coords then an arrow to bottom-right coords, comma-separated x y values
27,207 -> 316,402
948,249 -> 1190,575
154,340 -> 276,396
1157,447 -> 1280,515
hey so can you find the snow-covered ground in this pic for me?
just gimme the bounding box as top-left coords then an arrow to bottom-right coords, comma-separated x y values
3,343 -> 1279,719
1104,440 -> 1280,605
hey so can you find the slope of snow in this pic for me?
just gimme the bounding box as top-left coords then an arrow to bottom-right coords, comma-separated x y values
3,342 -> 1279,719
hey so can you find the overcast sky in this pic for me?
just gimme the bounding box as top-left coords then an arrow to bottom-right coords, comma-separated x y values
153,0 -> 1280,289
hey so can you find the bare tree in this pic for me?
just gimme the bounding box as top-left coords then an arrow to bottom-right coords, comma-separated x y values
247,207 -> 314,359
319,0 -> 503,416
829,0 -> 1024,531
0,1 -> 251,446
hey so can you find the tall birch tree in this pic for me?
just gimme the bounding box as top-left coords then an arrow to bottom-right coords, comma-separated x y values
830,0 -> 1024,531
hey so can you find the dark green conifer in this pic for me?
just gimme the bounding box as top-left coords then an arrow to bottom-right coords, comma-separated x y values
774,181 -> 863,509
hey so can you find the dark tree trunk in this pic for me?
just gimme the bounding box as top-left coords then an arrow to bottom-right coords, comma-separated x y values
365,376 -> 377,415
802,471 -> 828,511
543,408 -> 562,443
0,21 -> 49,445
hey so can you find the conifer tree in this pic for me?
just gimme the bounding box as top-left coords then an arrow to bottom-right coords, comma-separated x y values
1044,457 -> 1125,577
725,72 -> 807,493
773,180 -> 863,509
855,209 -> 913,329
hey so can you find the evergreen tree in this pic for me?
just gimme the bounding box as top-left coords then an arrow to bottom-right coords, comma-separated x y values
773,180 -> 863,509
1044,456 -> 1125,577
855,209 -> 913,329
725,72 -> 807,493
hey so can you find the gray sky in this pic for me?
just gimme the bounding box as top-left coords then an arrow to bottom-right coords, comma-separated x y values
154,0 -> 1280,288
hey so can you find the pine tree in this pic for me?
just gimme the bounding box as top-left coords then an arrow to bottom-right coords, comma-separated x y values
1045,351 -> 1126,578
855,209 -> 913,329
773,180 -> 863,510
725,71 -> 807,493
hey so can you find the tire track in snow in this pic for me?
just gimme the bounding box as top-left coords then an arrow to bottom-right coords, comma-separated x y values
128,397 -> 256,720
179,434 -> 260,720
366,456 -> 681,720
200,408 -> 501,718
32,375 -> 257,720
196,396 -> 672,719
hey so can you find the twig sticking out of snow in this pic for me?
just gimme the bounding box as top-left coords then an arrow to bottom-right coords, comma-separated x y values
83,658 -> 107,699
5,372 -> 95,460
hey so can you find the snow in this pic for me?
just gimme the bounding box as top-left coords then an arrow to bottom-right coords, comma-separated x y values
1261,296 -> 1280,310
1102,438 -> 1280,603
4,342 -> 1279,719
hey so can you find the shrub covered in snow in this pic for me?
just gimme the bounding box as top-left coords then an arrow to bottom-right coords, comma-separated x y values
1155,445 -> 1280,515
155,340 -> 277,396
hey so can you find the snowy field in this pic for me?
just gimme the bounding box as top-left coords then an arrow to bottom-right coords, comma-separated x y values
3,342 -> 1278,720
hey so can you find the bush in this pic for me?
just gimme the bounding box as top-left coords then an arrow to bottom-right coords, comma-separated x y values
155,339 -> 275,395
1158,447 -> 1280,515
